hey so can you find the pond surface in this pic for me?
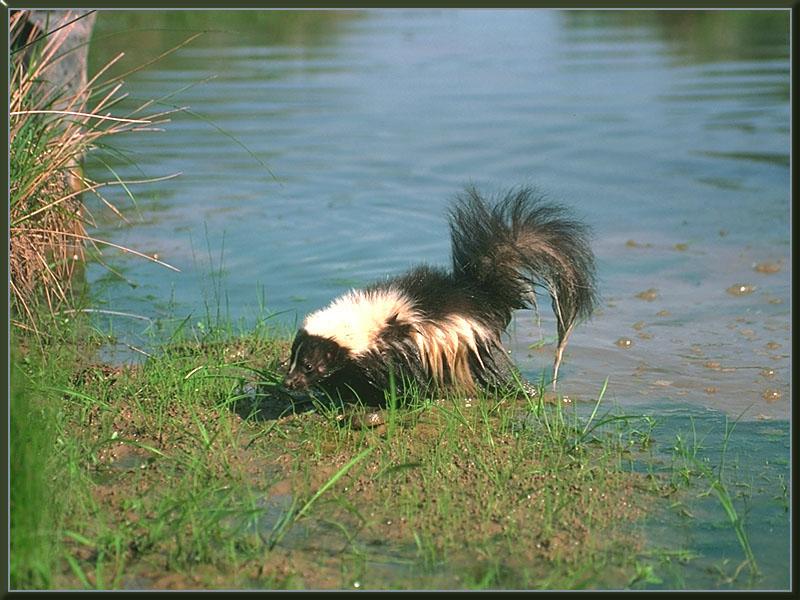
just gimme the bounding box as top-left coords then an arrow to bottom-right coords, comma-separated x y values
86,10 -> 790,420
630,403 -> 790,590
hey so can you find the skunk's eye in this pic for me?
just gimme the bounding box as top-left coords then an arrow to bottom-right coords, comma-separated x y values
303,362 -> 314,373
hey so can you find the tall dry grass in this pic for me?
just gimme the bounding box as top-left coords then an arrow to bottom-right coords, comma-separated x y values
9,10 -> 182,338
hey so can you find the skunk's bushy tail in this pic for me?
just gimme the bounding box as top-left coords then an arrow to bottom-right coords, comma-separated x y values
449,186 -> 597,384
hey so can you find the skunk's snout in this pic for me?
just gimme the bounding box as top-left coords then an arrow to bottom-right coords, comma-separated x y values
283,371 -> 308,391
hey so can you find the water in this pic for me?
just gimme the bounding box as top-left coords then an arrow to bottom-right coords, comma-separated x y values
629,403 -> 790,590
84,17 -> 789,419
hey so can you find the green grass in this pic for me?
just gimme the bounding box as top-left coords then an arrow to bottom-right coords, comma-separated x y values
10,307 -> 783,590
10,318 -> 97,589
10,309 -> 664,590
10,347 -> 60,589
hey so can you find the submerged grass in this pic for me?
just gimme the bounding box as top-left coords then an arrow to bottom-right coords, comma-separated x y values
666,412 -> 761,583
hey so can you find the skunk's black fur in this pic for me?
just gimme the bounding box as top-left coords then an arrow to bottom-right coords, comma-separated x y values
284,186 -> 597,404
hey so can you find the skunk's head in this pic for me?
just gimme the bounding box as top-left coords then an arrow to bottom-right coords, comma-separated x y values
284,329 -> 349,391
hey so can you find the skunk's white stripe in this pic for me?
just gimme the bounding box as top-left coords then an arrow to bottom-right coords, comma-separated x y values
304,285 -> 496,390
303,287 -> 417,355
412,316 -> 493,390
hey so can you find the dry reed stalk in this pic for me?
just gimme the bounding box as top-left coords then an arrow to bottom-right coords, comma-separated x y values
9,10 -> 182,338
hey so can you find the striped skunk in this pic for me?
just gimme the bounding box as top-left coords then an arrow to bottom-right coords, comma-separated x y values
284,186 -> 597,404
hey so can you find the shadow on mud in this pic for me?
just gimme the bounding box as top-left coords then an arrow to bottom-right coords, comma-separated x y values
232,379 -> 318,422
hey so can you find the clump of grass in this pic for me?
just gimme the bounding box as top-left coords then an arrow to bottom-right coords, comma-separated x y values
9,346 -> 59,589
10,324 -> 99,589
9,10 -> 179,337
